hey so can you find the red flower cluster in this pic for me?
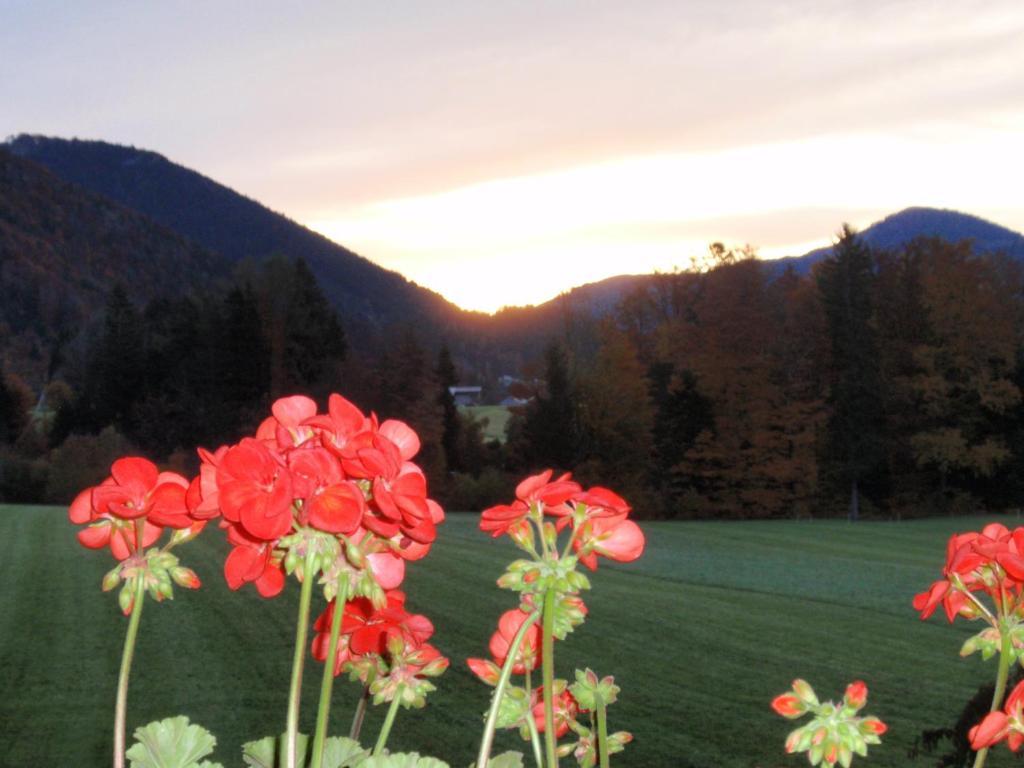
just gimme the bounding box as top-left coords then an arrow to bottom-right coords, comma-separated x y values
530,685 -> 579,737
467,608 -> 542,683
186,394 -> 444,597
970,679 -> 1024,752
913,523 -> 1024,622
310,589 -> 447,691
480,470 -> 644,570
69,457 -> 206,560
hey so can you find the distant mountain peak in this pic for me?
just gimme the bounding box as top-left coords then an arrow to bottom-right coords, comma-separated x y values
767,206 -> 1024,276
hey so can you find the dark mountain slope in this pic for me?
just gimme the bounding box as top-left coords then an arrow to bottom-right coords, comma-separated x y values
0,148 -> 229,384
6,135 -> 478,344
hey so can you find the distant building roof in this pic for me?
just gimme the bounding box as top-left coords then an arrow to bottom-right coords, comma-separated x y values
448,386 -> 482,395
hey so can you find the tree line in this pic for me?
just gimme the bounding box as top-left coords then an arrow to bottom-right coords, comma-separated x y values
503,230 -> 1024,519
3,229 -> 1024,519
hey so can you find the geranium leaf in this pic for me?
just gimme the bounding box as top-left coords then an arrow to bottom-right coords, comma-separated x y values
321,736 -> 369,768
241,734 -> 309,767
126,716 -> 218,768
486,753 -> 524,768
356,753 -> 449,767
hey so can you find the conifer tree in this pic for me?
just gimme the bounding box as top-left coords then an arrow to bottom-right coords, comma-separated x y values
436,343 -> 461,473
282,258 -> 347,396
522,341 -> 578,471
816,226 -> 885,520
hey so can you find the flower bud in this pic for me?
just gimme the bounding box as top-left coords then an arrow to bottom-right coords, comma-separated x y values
170,566 -> 200,589
844,681 -> 867,711
102,566 -> 122,592
859,717 -> 887,736
467,658 -> 501,686
792,679 -> 819,707
118,583 -> 135,615
345,541 -> 366,569
771,693 -> 806,719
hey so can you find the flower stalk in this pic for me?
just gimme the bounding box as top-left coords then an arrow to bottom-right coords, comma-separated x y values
349,685 -> 370,741
973,625 -> 1014,768
596,697 -> 610,768
475,610 -> 542,768
112,575 -> 146,768
373,686 -> 404,756
310,578 -> 349,768
285,549 -> 318,768
542,588 -> 558,768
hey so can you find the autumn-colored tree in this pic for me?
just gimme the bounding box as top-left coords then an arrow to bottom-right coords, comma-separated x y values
575,323 -> 654,509
665,257 -> 819,518
904,240 -> 1021,499
873,245 -> 933,513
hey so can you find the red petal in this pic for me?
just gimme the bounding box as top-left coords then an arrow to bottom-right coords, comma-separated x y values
272,395 -> 318,427
110,457 -> 159,493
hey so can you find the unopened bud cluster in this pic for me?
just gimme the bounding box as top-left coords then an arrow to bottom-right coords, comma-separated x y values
772,680 -> 886,767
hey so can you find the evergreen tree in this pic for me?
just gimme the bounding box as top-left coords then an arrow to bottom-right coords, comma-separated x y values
220,285 -> 271,431
73,283 -> 145,435
436,343 -> 461,473
0,368 -> 30,444
522,342 -> 578,471
816,226 -> 885,520
647,363 -> 714,517
282,258 -> 347,396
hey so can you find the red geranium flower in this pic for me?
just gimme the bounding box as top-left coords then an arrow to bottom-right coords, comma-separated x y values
288,447 -> 365,534
971,679 -> 1024,752
531,686 -> 578,737
217,438 -> 294,541
312,590 -> 435,675
69,457 -> 191,559
222,524 -> 285,597
573,516 -> 645,571
487,609 -> 541,674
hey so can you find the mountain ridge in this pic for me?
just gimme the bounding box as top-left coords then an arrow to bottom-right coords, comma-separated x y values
5,134 -> 483,344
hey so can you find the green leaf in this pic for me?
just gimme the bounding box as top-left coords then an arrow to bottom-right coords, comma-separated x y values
126,716 -> 218,768
241,733 -> 310,768
356,754 -> 449,768
486,753 -> 524,768
321,736 -> 369,768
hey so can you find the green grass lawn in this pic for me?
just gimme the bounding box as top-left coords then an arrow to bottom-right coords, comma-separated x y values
2,507 -> 1022,767
460,405 -> 512,443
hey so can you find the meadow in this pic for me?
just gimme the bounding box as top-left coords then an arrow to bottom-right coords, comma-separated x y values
1,507 -> 1021,767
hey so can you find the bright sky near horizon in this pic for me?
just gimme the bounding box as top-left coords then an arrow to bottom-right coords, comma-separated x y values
3,1 -> 1024,311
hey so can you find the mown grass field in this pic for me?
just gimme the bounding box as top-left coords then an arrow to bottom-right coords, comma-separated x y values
2,507 -> 1023,767
460,406 -> 512,443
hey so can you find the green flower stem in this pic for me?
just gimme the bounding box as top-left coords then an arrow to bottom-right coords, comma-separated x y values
373,687 -> 404,756
475,610 -> 542,768
973,624 -> 1014,768
526,703 -> 545,768
524,668 -> 544,768
310,578 -> 349,768
596,698 -> 610,768
113,576 -> 146,768
285,550 -> 318,768
542,588 -> 559,768
349,685 -> 370,741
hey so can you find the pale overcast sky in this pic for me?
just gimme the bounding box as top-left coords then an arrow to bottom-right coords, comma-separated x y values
3,1 -> 1023,310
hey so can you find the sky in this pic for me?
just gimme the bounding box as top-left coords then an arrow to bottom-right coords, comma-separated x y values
3,0 -> 1024,311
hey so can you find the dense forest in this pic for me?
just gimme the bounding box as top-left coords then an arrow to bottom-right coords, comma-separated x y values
3,225 -> 1024,520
